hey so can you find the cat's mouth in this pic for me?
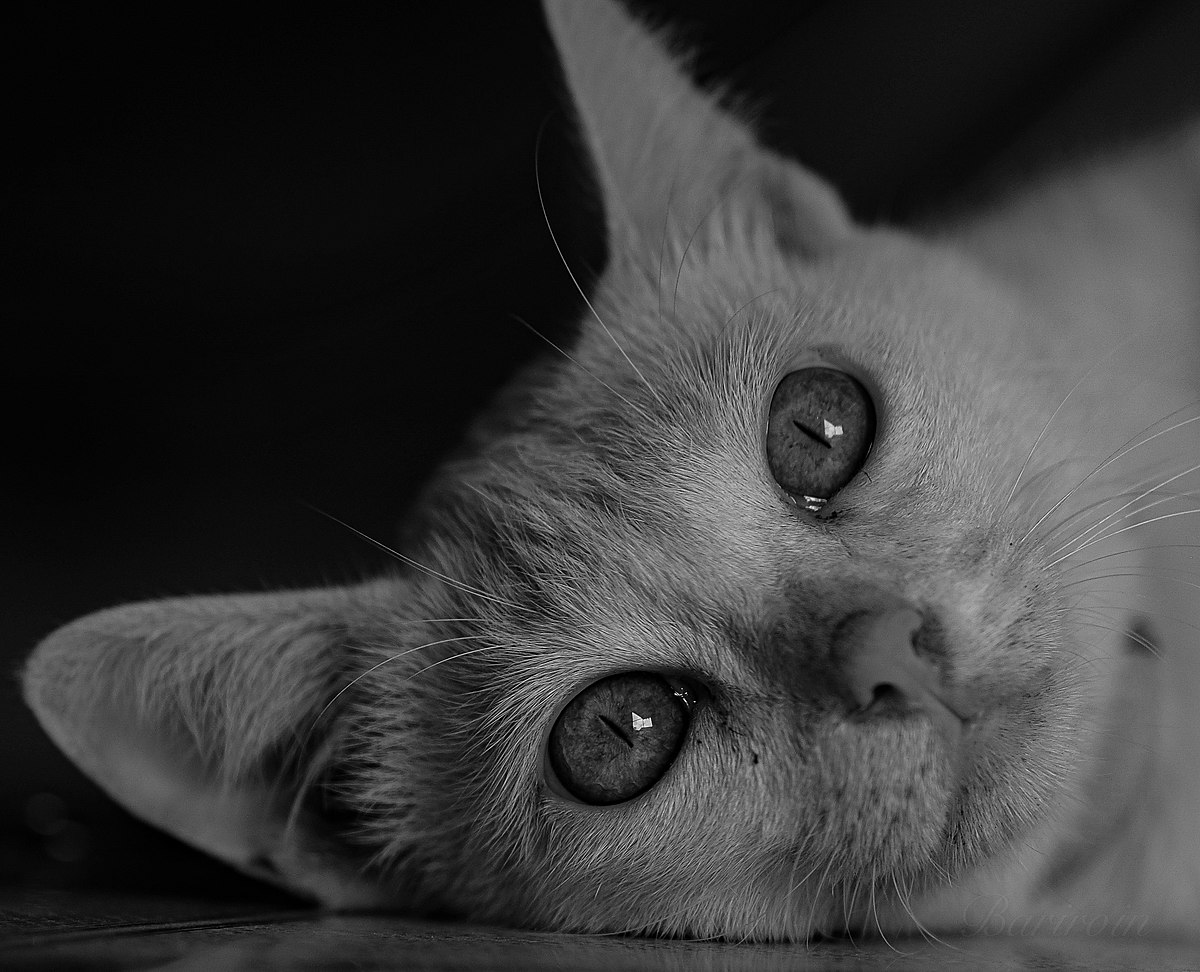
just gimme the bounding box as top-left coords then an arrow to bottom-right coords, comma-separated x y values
849,680 -> 979,746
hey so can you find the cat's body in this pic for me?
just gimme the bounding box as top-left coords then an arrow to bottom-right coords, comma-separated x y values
22,1 -> 1200,941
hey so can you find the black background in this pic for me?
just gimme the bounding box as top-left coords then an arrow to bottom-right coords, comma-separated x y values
4,0 -> 1199,904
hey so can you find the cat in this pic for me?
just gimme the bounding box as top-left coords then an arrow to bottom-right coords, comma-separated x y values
22,0 -> 1200,943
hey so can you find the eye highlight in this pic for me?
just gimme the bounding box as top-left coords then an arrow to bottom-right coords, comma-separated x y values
766,366 -> 876,508
547,673 -> 693,805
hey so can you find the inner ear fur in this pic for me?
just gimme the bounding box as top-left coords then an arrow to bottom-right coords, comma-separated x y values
542,0 -> 851,258
23,580 -> 405,907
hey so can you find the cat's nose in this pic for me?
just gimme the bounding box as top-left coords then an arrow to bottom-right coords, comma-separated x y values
832,607 -> 971,741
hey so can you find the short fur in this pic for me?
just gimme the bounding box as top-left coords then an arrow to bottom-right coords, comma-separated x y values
23,1 -> 1200,941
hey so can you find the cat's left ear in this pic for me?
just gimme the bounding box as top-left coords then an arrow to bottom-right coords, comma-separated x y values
22,582 -> 403,907
542,0 -> 851,257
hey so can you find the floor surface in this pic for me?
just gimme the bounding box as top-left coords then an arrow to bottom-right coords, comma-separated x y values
3,890 -> 1200,971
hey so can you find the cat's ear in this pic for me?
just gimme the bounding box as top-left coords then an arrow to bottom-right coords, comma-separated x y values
22,582 -> 401,907
542,0 -> 850,256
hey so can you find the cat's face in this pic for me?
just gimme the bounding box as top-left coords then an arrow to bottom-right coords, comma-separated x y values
366,203 -> 1091,937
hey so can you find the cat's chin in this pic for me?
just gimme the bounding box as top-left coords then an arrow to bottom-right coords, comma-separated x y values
799,710 -> 984,869
797,697 -> 1047,887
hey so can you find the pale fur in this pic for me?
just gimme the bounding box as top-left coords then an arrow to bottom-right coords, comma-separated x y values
22,1 -> 1200,941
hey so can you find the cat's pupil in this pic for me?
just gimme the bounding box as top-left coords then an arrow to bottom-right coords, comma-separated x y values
765,367 -> 875,506
547,673 -> 690,805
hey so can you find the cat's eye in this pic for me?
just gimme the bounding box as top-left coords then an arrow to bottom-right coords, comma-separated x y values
766,367 -> 875,508
547,672 -> 694,805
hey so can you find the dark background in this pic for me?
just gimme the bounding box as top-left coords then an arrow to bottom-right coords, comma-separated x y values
3,0 -> 1198,906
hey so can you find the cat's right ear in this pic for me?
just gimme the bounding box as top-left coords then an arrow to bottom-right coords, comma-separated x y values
22,581 -> 406,908
542,0 -> 851,258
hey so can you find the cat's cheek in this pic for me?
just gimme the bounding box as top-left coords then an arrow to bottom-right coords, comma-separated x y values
503,710 -> 778,933
510,794 -> 697,931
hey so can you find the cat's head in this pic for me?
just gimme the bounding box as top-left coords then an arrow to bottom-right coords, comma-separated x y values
24,0 -> 1163,940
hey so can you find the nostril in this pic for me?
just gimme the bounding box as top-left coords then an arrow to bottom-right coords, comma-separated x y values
855,681 -> 906,718
869,683 -> 899,705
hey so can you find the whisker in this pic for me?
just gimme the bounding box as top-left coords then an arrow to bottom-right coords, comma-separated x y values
1049,508 -> 1200,568
1008,330 -> 1167,510
1070,598 -> 1200,631
841,876 -> 860,943
1006,350 -> 1126,509
534,121 -> 667,409
1062,570 -> 1200,596
781,831 -> 815,929
1056,542 -> 1200,578
1019,406 -> 1200,547
1069,614 -> 1162,658
1047,467 -> 1200,560
1068,591 -> 1200,626
303,504 -> 518,608
1009,454 -> 1097,511
720,289 -> 780,338
656,176 -> 676,331
890,873 -> 956,949
669,173 -> 749,329
867,869 -> 900,952
805,853 -> 838,945
1034,480 -> 1161,549
508,313 -> 648,418
406,641 -> 514,681
309,633 -> 491,732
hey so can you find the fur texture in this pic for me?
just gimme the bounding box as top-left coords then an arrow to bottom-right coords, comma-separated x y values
23,0 -> 1200,941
